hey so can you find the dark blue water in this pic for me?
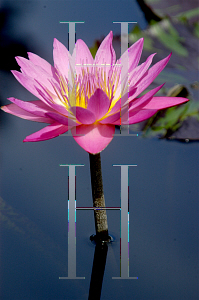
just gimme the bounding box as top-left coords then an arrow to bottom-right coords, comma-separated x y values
1,122 -> 198,299
0,1 -> 198,299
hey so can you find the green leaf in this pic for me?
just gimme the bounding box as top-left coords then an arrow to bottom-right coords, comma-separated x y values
176,8 -> 199,21
150,21 -> 188,56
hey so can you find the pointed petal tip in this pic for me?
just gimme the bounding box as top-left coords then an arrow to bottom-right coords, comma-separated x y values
137,37 -> 144,44
53,38 -> 60,48
7,97 -> 14,101
15,56 -> 22,63
166,52 -> 172,60
15,57 -> 19,64
53,38 -> 64,47
27,52 -> 36,61
27,52 -> 31,57
53,38 -> 57,48
23,137 -> 36,142
160,52 -> 172,66
139,37 -> 144,47
11,70 -> 21,78
105,31 -> 113,41
130,37 -> 144,49
1,105 -> 11,112
75,38 -> 83,44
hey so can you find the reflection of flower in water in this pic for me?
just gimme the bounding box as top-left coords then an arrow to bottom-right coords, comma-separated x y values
1,31 -> 188,153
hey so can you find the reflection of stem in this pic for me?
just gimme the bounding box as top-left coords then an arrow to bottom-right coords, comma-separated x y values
89,153 -> 109,242
88,242 -> 108,300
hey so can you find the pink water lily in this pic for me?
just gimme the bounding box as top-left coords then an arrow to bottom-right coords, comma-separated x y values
1,31 -> 188,153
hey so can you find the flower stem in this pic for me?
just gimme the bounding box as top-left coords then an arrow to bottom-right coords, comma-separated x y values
89,153 -> 109,242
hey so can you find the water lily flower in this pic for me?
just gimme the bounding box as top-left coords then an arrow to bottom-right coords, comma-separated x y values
1,31 -> 188,154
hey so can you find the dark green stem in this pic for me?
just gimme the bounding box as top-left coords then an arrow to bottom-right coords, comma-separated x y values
89,153 -> 109,242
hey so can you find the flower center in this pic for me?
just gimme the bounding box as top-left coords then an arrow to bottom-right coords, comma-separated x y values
55,63 -> 122,112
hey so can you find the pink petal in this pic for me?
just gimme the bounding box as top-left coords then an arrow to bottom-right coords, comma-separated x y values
113,96 -> 188,125
15,57 -> 56,94
53,38 -> 71,79
99,111 -> 121,124
71,123 -> 115,154
128,109 -> 158,124
108,92 -> 131,115
12,71 -> 69,117
113,77 -> 137,104
11,70 -> 43,100
141,96 -> 189,110
132,54 -> 172,98
129,53 -> 156,87
24,122 -> 69,142
12,71 -> 63,110
108,99 -> 122,115
118,38 -> 144,73
34,83 -> 72,116
128,38 -> 144,71
129,84 -> 165,110
7,97 -> 55,117
113,109 -> 158,125
1,103 -> 53,123
99,100 -> 129,124
27,52 -> 55,77
87,89 -> 110,120
73,39 -> 94,77
45,112 -> 76,126
94,31 -> 116,74
70,106 -> 96,124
